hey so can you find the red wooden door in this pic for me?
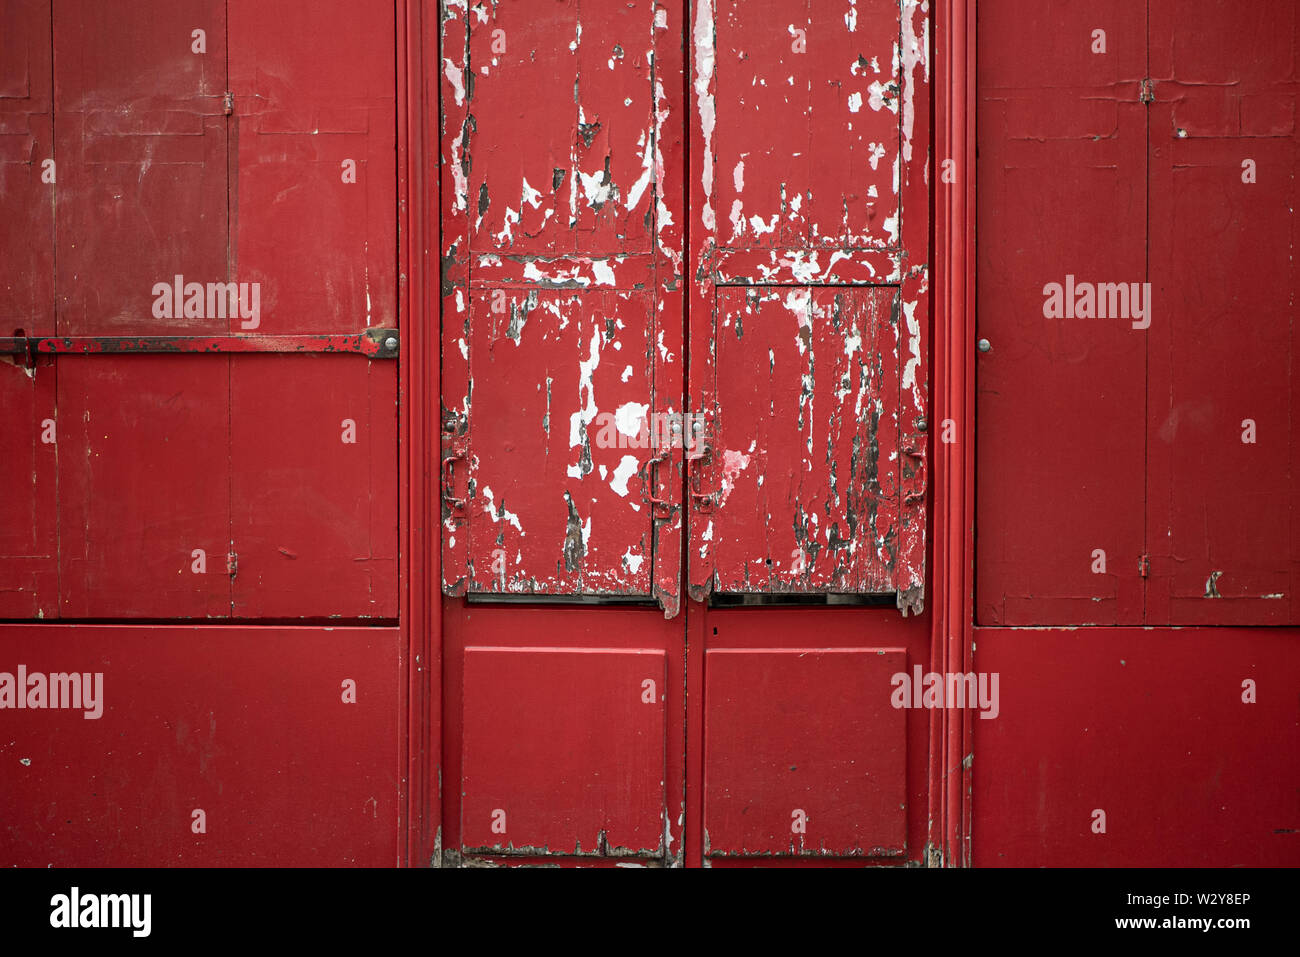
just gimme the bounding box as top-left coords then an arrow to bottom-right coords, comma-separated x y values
439,0 -> 930,865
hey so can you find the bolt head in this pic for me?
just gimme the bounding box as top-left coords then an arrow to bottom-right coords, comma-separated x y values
915,417 -> 928,432
977,338 -> 992,353
384,336 -> 399,352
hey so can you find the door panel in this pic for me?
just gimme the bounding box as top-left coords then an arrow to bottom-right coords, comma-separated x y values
703,647 -> 907,858
229,0 -> 397,334
975,0 -> 1148,626
459,288 -> 657,596
1146,0 -> 1299,625
230,357 -> 398,618
0,357 -> 58,618
465,0 -> 656,257
0,0 -> 53,337
53,0 -> 229,337
461,646 -> 667,858
703,285 -> 902,594
56,357 -> 233,618
712,0 -> 902,252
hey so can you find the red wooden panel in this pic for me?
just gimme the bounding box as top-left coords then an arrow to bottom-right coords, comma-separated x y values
53,0 -> 228,336
0,358 -> 57,618
230,357 -> 398,618
701,285 -> 902,594
703,647 -> 907,857
466,0 -> 656,258
56,358 -> 231,618
975,0 -> 1147,625
0,0 -> 53,337
1145,0 -> 1299,625
460,646 -> 667,858
713,0 -> 900,252
228,0 -> 397,334
0,624 -> 401,866
453,289 -> 657,596
971,626 -> 1300,867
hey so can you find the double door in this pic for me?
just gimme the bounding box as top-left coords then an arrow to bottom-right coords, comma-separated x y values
438,0 -> 930,865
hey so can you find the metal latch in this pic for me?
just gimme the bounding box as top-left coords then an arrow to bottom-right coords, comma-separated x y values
0,329 -> 399,359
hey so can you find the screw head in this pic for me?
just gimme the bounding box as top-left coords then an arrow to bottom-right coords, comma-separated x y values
977,338 -> 992,353
915,417 -> 928,432
384,336 -> 399,352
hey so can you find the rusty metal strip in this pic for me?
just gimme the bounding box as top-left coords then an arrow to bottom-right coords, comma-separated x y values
0,329 -> 399,358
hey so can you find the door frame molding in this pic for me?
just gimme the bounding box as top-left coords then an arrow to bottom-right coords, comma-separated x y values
399,0 -> 442,868
928,0 -> 976,867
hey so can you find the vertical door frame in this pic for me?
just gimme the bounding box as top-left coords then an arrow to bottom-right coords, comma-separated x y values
929,0 -> 975,867
399,0 -> 442,867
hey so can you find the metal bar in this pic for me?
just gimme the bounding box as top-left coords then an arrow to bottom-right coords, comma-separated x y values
0,329 -> 399,358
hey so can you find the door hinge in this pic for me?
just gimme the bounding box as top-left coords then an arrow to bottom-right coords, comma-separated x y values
223,91 -> 234,115
1138,553 -> 1150,578
1139,78 -> 1154,104
227,551 -> 238,578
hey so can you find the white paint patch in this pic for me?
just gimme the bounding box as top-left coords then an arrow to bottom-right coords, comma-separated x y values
733,160 -> 745,193
450,128 -> 468,212
883,213 -> 899,245
480,485 -> 524,534
623,548 -> 645,574
443,58 -> 465,107
621,364 -> 634,383
610,454 -> 639,497
615,402 -> 649,439
847,91 -> 863,113
567,328 -> 603,481
591,260 -> 617,286
717,450 -> 751,508
901,299 -> 921,389
580,168 -> 614,207
729,199 -> 746,238
657,330 -> 674,363
868,79 -> 898,114
626,127 -> 654,212
693,0 -> 716,229
784,289 -> 813,355
521,178 -> 543,209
